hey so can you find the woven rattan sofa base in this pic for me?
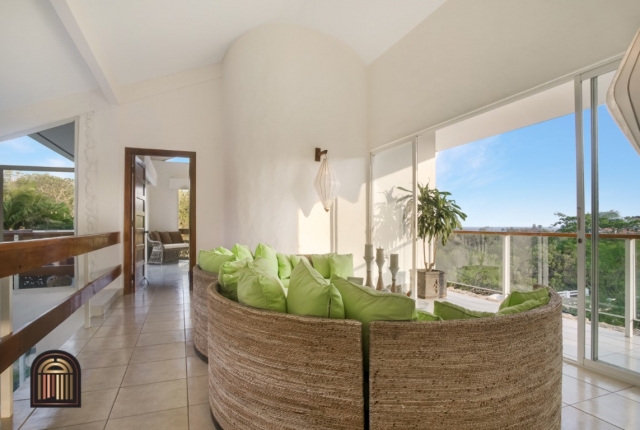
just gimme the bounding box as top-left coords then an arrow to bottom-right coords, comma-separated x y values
193,265 -> 218,360
368,289 -> 563,430
208,284 -> 365,430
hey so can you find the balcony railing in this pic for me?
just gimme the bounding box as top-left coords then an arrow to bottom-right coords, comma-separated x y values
439,230 -> 639,337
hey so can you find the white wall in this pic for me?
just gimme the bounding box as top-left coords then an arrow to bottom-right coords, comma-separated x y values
147,161 -> 189,232
368,0 -> 640,148
223,24 -> 368,262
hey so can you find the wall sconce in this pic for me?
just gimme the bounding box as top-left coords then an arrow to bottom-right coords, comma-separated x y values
314,148 -> 340,212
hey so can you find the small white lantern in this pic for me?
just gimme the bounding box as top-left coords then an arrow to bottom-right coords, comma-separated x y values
314,148 -> 340,212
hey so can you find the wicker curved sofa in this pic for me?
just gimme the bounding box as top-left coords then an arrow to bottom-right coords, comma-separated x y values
368,288 -> 563,430
193,266 -> 218,360
208,283 -> 365,430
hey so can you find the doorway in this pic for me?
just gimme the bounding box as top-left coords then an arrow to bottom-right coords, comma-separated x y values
123,148 -> 196,294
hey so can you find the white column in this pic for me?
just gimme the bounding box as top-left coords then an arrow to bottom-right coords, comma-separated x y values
502,235 -> 511,296
0,276 -> 13,418
542,236 -> 549,286
625,239 -> 636,338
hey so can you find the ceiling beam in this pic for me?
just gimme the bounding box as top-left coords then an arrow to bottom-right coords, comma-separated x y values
50,0 -> 120,105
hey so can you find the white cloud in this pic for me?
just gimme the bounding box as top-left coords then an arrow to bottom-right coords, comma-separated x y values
437,136 -> 507,189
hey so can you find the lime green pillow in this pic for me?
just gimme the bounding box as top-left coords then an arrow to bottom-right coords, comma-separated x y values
237,260 -> 287,313
311,253 -> 334,278
281,278 -> 290,289
277,253 -> 293,280
329,253 -> 354,278
231,244 -> 253,261
198,249 -> 236,273
412,309 -> 442,321
289,255 -> 310,268
499,287 -> 550,310
288,261 -> 344,319
214,246 -> 233,255
434,301 -> 496,320
218,259 -> 250,301
254,243 -> 278,274
331,275 -> 415,367
496,296 -> 550,315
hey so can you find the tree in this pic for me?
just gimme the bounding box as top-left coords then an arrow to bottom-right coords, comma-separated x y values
178,190 -> 189,229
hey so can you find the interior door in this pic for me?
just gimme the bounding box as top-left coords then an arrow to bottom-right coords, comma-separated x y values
133,157 -> 146,290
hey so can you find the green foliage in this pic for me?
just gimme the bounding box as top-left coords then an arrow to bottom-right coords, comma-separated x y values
178,190 -> 189,229
2,172 -> 74,230
398,183 -> 467,271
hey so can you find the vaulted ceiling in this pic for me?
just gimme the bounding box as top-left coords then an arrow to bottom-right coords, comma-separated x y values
0,0 -> 446,112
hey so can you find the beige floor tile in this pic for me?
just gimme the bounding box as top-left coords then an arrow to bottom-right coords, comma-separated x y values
141,320 -> 185,333
616,386 -> 640,402
49,421 -> 107,429
13,379 -> 32,400
110,379 -> 187,419
186,356 -> 208,377
60,338 -> 91,355
573,393 -> 640,429
147,304 -> 186,314
185,341 -> 196,357
185,329 -> 193,341
105,407 -> 188,430
83,334 -> 139,352
184,319 -> 193,329
562,364 -> 634,392
150,299 -> 185,307
130,342 -> 186,364
77,348 -> 134,369
21,388 -> 117,430
82,365 -> 127,392
188,376 -> 208,405
70,327 -> 99,340
102,314 -> 147,327
137,330 -> 185,347
121,358 -> 186,387
562,374 -> 611,405
144,311 -> 185,322
1,399 -> 34,430
107,307 -> 149,317
94,324 -> 143,339
188,404 -> 216,430
561,406 -> 620,430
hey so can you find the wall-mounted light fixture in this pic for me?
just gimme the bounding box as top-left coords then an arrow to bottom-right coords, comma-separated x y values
314,148 -> 340,212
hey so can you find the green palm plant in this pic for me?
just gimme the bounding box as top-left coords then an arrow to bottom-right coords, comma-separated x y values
397,183 -> 467,271
3,186 -> 73,230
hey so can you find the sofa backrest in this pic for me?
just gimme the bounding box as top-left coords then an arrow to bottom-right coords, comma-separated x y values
158,231 -> 173,244
169,231 -> 184,243
149,231 -> 161,242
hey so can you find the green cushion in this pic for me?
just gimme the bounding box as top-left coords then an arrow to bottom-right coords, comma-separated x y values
499,287 -> 550,310
434,301 -> 496,320
329,253 -> 354,278
289,255 -> 310,268
198,249 -> 236,273
254,243 -> 278,275
277,252 -> 294,280
218,259 -> 251,301
237,260 -> 287,313
287,261 -> 344,319
231,244 -> 253,261
214,246 -> 233,255
331,275 -> 415,367
311,253 -> 334,278
496,296 -> 550,315
412,309 -> 442,321
281,278 -> 290,289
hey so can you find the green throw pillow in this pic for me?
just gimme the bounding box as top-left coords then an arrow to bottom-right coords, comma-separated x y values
288,261 -> 344,319
198,249 -> 236,273
231,244 -> 253,261
499,287 -> 550,310
254,243 -> 278,275
331,275 -> 415,367
434,301 -> 496,320
237,260 -> 287,313
277,252 -> 294,280
218,259 -> 250,301
496,296 -> 550,316
281,278 -> 290,289
329,253 -> 354,278
412,309 -> 442,321
214,246 -> 233,255
289,255 -> 310,268
311,253 -> 334,278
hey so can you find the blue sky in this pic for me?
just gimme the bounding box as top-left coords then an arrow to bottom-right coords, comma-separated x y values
437,105 -> 640,228
0,136 -> 74,179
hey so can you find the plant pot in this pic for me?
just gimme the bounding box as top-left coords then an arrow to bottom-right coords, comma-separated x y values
417,269 -> 447,299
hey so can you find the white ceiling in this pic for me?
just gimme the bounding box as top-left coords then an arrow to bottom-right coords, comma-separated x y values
70,0 -> 446,86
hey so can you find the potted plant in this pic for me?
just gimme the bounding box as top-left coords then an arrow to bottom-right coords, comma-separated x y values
398,183 -> 466,298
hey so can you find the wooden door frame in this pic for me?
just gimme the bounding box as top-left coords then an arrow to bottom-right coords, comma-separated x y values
124,148 -> 197,294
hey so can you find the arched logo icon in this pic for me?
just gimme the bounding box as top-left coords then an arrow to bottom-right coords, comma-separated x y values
31,350 -> 81,408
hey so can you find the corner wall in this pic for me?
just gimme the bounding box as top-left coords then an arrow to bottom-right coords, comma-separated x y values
222,24 -> 368,258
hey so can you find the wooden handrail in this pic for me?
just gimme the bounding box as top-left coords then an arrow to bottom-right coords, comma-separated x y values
0,232 -> 120,278
0,265 -> 122,374
452,230 -> 640,240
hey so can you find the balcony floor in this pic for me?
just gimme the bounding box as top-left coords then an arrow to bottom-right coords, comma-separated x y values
3,264 -> 640,429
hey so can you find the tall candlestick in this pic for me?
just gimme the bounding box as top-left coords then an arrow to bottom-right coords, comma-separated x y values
390,253 -> 399,269
365,244 -> 374,258
389,253 -> 399,293
375,248 -> 385,291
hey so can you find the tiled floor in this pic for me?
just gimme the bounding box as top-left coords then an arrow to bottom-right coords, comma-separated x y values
2,263 -> 640,429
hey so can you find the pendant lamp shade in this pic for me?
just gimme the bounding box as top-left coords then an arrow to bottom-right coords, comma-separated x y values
314,155 -> 340,212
